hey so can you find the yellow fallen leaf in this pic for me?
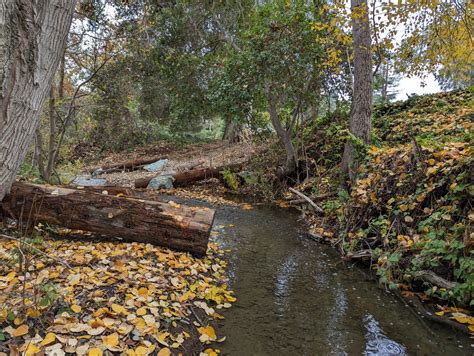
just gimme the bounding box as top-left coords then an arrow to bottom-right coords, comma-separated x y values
71,304 -> 82,313
26,308 -> 40,318
169,201 -> 181,208
25,344 -> 40,356
111,304 -> 128,315
40,332 -> 56,346
157,348 -> 171,356
138,287 -> 148,296
203,348 -> 218,356
12,324 -> 29,337
136,308 -> 147,316
453,316 -> 471,324
88,348 -> 103,356
134,346 -> 149,356
198,325 -> 216,341
102,332 -> 119,349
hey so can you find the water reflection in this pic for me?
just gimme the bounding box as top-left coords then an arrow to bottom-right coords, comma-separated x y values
273,253 -> 298,317
326,284 -> 349,355
364,314 -> 406,355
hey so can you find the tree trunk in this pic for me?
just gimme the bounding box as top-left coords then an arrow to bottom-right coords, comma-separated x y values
2,182 -> 215,256
0,0 -> 76,200
341,0 -> 373,180
266,89 -> 297,177
45,84 -> 57,181
222,120 -> 242,143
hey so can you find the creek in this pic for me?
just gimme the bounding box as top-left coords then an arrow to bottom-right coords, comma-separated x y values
209,204 -> 472,355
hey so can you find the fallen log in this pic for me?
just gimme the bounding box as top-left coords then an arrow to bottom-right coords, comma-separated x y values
135,163 -> 243,189
89,156 -> 167,174
1,182 -> 215,256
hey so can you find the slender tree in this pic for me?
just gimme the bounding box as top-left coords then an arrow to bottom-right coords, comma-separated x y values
341,0 -> 373,179
0,0 -> 76,199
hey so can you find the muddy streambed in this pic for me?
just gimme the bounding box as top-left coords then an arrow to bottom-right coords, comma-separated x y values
205,203 -> 473,356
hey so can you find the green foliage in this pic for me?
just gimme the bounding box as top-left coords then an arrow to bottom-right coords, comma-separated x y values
319,90 -> 474,306
221,169 -> 239,191
38,283 -> 58,307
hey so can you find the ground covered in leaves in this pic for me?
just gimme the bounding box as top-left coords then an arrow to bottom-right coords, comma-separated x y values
0,226 -> 235,355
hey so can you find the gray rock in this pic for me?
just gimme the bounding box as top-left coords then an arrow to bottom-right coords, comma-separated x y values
143,159 -> 169,172
147,175 -> 174,190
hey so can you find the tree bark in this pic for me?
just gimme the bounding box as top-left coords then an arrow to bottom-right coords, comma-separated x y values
266,88 -> 297,177
341,0 -> 373,180
0,0 -> 76,200
222,120 -> 242,143
2,182 -> 215,256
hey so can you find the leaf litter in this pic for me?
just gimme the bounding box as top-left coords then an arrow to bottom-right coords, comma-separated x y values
0,227 -> 236,355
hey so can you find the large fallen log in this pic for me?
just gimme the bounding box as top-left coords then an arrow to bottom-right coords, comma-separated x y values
135,163 -> 243,189
1,182 -> 215,256
89,156 -> 167,174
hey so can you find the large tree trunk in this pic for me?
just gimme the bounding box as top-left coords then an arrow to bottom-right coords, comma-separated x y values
0,0 -> 76,200
2,182 -> 215,256
222,120 -> 242,143
341,0 -> 373,180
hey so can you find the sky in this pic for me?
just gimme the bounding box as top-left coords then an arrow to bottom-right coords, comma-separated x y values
395,73 -> 441,101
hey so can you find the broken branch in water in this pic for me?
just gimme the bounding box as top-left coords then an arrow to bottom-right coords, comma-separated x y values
288,187 -> 324,214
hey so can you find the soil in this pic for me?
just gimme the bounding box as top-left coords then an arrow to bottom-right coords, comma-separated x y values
82,141 -> 259,187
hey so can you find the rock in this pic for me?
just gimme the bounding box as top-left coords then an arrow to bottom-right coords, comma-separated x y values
147,175 -> 174,190
71,176 -> 107,186
143,159 -> 169,172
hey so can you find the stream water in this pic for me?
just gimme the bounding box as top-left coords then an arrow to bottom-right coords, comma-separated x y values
208,203 -> 473,356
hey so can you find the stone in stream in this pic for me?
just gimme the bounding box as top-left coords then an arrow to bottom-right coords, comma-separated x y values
143,159 -> 169,172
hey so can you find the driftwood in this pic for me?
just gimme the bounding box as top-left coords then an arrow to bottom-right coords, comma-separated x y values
89,156 -> 167,174
135,163 -> 243,189
344,249 -> 372,260
288,192 -> 337,205
1,182 -> 215,256
412,270 -> 457,290
288,187 -> 324,214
